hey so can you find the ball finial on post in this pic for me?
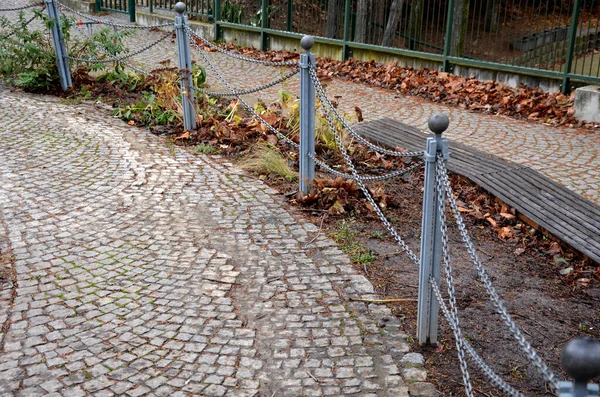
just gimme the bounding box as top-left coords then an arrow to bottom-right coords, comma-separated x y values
428,113 -> 449,136
174,2 -> 186,14
300,35 -> 315,53
561,337 -> 600,382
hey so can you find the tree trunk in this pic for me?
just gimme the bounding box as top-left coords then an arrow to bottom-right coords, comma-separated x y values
325,0 -> 340,39
382,0 -> 404,47
450,0 -> 470,56
406,0 -> 425,50
354,0 -> 371,43
484,0 -> 501,32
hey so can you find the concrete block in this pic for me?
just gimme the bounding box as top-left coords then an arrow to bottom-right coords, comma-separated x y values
574,85 -> 600,123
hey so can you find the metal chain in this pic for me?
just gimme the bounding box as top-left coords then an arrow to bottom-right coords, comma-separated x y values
73,23 -> 152,76
186,27 -> 298,67
315,157 -> 424,182
0,6 -> 44,40
67,29 -> 173,64
56,1 -> 172,29
429,278 -> 526,397
0,2 -> 43,12
193,68 -> 299,97
434,156 -> 475,397
189,34 -> 423,188
439,161 -> 560,391
309,66 -> 424,158
307,57 -> 420,264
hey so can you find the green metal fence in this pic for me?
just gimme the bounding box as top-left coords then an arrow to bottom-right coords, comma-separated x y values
96,0 -> 136,22
136,0 -> 213,18
128,0 -> 600,92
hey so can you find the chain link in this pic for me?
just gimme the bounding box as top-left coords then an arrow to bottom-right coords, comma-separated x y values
434,155 -> 475,397
315,158 -> 424,182
67,29 -> 173,64
429,278 -> 526,397
439,160 -> 560,391
186,28 -> 298,67
73,23 -> 153,76
193,68 -> 299,97
0,2 -> 43,12
309,66 -> 424,158
56,1 -> 172,29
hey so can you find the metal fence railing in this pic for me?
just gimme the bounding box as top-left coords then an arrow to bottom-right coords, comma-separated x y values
123,0 -> 600,91
96,0 -> 136,22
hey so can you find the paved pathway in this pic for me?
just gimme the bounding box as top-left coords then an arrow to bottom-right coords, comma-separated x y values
0,87 -> 434,396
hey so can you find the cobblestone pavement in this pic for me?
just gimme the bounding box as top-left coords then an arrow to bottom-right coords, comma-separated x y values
0,85 -> 437,396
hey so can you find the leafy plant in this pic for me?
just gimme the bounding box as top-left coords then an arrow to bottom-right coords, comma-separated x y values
87,27 -> 134,73
0,10 -> 77,91
114,91 -> 180,125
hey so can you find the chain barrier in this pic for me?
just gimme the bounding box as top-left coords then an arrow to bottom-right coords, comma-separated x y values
67,29 -> 173,64
189,31 -> 424,184
309,66 -> 424,159
193,68 -> 300,97
434,153 -> 475,397
0,2 -> 43,12
439,160 -> 560,391
0,5 -> 44,40
72,23 -> 153,77
56,1 -> 172,29
186,28 -> 298,67
430,278 -> 527,397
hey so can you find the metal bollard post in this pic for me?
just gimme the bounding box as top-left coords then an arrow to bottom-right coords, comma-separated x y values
558,338 -> 600,397
299,35 -> 316,195
174,2 -> 197,131
45,0 -> 72,91
417,113 -> 450,345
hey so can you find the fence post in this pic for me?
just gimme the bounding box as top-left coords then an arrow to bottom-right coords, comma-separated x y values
441,0 -> 455,73
417,113 -> 449,346
260,0 -> 269,50
174,2 -> 197,131
561,0 -> 583,94
213,0 -> 221,41
558,337 -> 600,397
128,0 -> 136,22
286,0 -> 292,32
299,36 -> 316,196
342,0 -> 352,60
95,0 -> 102,13
45,0 -> 72,91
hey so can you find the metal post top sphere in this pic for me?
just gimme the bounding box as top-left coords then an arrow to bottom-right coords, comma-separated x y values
561,337 -> 600,381
428,113 -> 449,135
174,2 -> 186,14
301,36 -> 315,52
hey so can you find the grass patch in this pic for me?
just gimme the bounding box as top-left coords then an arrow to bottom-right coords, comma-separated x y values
239,142 -> 297,181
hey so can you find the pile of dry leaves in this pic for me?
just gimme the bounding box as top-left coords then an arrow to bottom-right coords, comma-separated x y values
210,43 -> 597,129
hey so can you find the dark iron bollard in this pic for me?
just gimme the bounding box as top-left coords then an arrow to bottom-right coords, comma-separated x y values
558,337 -> 600,397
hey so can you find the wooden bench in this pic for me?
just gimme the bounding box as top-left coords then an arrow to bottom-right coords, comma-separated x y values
353,118 -> 600,264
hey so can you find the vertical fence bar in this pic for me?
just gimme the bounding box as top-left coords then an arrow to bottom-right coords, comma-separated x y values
562,0 -> 583,94
95,0 -> 102,12
260,0 -> 269,50
417,113 -> 449,345
286,0 -> 292,31
213,0 -> 221,40
299,36 -> 316,196
442,0 -> 455,73
128,0 -> 136,22
174,2 -> 197,131
342,0 -> 352,60
45,0 -> 72,91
